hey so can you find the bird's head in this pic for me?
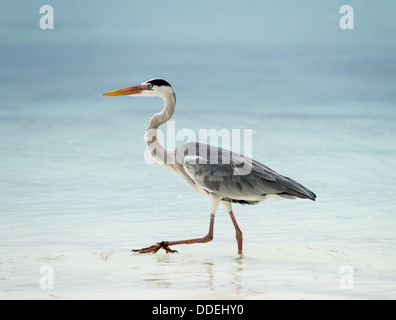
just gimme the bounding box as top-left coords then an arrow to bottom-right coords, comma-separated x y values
101,78 -> 174,99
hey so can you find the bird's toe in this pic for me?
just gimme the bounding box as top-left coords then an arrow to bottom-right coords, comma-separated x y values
158,241 -> 178,254
132,241 -> 178,254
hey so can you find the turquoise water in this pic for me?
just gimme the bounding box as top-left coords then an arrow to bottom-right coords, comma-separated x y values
1,0 -> 396,299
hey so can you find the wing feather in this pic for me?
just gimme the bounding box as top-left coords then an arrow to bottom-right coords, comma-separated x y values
177,142 -> 316,203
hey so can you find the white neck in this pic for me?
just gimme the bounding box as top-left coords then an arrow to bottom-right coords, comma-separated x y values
144,91 -> 176,163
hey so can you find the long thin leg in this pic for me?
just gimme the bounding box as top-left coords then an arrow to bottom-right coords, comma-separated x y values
222,201 -> 243,255
229,211 -> 243,255
132,194 -> 220,254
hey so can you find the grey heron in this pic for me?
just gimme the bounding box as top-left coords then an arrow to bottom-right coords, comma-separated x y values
102,79 -> 316,255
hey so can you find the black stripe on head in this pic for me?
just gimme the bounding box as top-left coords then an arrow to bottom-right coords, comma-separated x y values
147,79 -> 172,88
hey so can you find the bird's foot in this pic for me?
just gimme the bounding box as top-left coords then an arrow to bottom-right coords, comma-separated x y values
132,241 -> 178,254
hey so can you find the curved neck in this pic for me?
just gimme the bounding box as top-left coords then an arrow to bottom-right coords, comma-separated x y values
145,92 -> 176,164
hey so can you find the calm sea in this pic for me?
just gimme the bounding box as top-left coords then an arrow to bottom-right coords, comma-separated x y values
1,0 -> 395,299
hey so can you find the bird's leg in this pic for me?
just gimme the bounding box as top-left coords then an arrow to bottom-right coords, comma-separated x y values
132,213 -> 215,254
131,241 -> 178,254
221,201 -> 243,255
164,213 -> 215,246
132,194 -> 220,254
229,211 -> 243,255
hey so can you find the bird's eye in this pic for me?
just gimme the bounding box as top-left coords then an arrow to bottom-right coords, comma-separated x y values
147,83 -> 153,89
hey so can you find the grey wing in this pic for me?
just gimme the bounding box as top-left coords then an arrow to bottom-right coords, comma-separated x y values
179,142 -> 316,203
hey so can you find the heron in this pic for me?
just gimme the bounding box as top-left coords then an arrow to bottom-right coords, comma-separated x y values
102,78 -> 316,255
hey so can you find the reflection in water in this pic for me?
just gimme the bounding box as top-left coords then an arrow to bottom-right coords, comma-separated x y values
233,256 -> 243,294
204,260 -> 214,291
141,253 -> 245,295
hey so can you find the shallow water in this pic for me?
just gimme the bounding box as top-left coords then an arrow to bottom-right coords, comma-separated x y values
1,1 -> 396,299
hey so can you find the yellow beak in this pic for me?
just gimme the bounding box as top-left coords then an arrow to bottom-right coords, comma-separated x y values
101,84 -> 147,96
